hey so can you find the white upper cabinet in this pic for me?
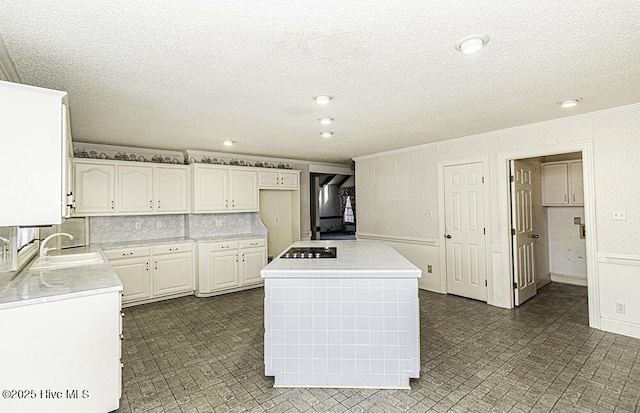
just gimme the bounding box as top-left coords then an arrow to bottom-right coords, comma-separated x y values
259,170 -> 300,189
0,81 -> 71,226
118,165 -> 154,213
192,165 -> 258,213
74,160 -> 189,216
230,169 -> 259,211
74,161 -> 116,215
155,166 -> 189,213
541,160 -> 584,206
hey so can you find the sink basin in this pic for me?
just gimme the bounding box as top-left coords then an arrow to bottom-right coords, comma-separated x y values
29,252 -> 104,270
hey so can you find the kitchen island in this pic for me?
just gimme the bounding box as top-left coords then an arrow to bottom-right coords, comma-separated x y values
261,240 -> 421,389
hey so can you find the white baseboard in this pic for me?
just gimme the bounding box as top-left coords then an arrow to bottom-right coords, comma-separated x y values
419,281 -> 442,294
537,273 -> 551,288
600,317 -> 640,339
550,273 -> 587,286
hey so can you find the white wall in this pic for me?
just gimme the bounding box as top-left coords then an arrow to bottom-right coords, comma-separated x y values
354,103 -> 640,339
548,206 -> 587,283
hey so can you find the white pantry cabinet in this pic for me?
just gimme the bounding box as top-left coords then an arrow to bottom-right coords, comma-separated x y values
258,170 -> 300,189
191,165 -> 258,213
0,81 -> 73,226
0,291 -> 122,413
197,238 -> 267,296
105,242 -> 194,306
541,160 -> 584,206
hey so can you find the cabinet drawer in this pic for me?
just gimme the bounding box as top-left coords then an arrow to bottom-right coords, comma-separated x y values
152,242 -> 194,255
207,241 -> 239,251
104,246 -> 151,260
240,238 -> 266,248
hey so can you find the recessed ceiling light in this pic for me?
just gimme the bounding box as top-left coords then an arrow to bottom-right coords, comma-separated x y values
319,117 -> 334,125
223,140 -> 235,146
559,98 -> 582,108
320,131 -> 334,138
314,95 -> 333,105
455,35 -> 490,55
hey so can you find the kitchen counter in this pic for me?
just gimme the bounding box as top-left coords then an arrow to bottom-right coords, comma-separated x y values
261,240 -> 421,278
0,246 -> 122,310
262,240 -> 421,389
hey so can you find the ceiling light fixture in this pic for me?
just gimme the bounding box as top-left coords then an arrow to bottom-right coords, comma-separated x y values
320,131 -> 334,138
455,35 -> 490,55
223,140 -> 235,146
319,117 -> 334,125
558,98 -> 582,108
314,95 -> 333,105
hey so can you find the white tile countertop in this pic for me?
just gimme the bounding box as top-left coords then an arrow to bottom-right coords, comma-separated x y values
0,246 -> 122,310
261,240 -> 422,278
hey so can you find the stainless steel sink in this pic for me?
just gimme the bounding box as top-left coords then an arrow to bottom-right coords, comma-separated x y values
29,252 -> 104,270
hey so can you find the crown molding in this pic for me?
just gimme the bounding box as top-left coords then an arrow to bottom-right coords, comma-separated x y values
0,34 -> 21,83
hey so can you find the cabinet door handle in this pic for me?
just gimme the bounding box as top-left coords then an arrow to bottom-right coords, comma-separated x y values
149,200 -> 153,209
146,262 -> 149,271
111,200 -> 114,209
122,252 -> 133,256
572,194 -> 576,202
158,200 -> 161,209
232,200 -> 235,208
155,261 -> 158,270
235,254 -> 238,262
169,247 -> 178,251
225,200 -> 228,208
564,194 -> 567,202
242,254 -> 245,262
250,242 -> 258,246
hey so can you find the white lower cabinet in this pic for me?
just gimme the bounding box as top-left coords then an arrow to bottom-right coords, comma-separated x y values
197,238 -> 267,296
106,242 -> 194,306
0,291 -> 121,413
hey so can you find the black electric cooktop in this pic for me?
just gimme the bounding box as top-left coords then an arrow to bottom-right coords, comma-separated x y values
281,247 -> 337,259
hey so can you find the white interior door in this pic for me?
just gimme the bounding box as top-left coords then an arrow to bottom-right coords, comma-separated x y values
511,160 -> 537,306
444,162 -> 487,301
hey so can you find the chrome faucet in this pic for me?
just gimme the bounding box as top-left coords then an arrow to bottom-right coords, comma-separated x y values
40,233 -> 74,260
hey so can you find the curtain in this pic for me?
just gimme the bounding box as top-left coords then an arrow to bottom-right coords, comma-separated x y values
338,187 -> 356,221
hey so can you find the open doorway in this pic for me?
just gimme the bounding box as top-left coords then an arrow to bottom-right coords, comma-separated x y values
510,152 -> 586,306
499,141 -> 598,330
310,173 -> 356,240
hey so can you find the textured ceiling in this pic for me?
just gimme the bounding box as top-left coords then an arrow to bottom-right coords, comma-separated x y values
1,1 -> 639,164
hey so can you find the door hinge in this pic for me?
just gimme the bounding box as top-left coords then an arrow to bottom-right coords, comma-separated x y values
513,282 -> 517,289
511,228 -> 516,236
510,175 -> 515,182
485,280 -> 487,287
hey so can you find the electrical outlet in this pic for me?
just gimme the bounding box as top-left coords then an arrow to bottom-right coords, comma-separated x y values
156,221 -> 162,229
215,219 -> 223,227
574,217 -> 581,225
135,222 -> 141,230
612,210 -> 627,221
427,265 -> 433,273
616,302 -> 626,314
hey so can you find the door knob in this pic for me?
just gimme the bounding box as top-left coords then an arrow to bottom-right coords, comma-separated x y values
445,234 -> 452,239
531,234 -> 540,239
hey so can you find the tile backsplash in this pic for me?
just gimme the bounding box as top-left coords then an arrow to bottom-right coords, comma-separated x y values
89,213 -> 267,243
187,213 -> 267,238
89,215 -> 186,243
